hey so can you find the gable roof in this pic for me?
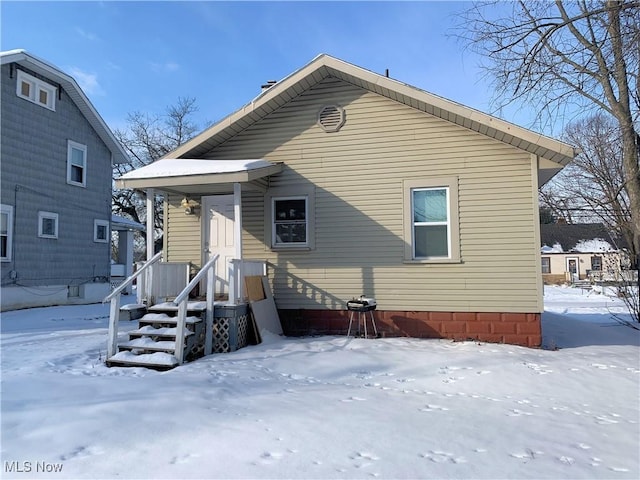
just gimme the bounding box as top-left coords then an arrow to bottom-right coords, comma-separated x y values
166,54 -> 575,185
540,223 -> 625,252
0,49 -> 129,165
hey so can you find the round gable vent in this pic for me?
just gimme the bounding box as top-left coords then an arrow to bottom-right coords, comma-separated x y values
317,105 -> 345,132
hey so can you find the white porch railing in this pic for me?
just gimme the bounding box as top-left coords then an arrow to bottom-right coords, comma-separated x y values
172,254 -> 220,363
137,261 -> 191,305
104,251 -> 162,359
229,259 -> 267,304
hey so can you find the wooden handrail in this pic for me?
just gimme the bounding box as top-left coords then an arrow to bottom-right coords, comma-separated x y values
103,251 -> 162,302
173,254 -> 220,305
173,254 -> 219,365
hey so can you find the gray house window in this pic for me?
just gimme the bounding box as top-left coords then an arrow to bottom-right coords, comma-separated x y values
94,219 -> 109,243
38,211 -> 58,239
67,140 -> 87,187
1,204 -> 13,261
16,70 -> 56,111
591,256 -> 602,271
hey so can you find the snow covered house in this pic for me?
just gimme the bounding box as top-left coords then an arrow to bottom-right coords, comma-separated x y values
540,223 -> 627,284
109,53 -> 576,363
0,50 -> 129,311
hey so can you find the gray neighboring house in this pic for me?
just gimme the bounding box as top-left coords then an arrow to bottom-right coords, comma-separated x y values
1,49 -> 129,311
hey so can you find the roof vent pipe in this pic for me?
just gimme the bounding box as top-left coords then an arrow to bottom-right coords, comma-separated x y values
261,80 -> 277,92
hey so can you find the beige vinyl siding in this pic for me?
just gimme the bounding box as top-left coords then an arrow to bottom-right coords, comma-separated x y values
165,195 -> 202,268
170,77 -> 541,313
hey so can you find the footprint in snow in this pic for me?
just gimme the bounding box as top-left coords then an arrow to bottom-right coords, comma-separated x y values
341,396 -> 367,402
420,404 -> 449,412
420,450 -> 466,464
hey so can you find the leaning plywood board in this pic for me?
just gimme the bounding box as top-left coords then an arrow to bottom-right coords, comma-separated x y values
244,275 -> 266,302
247,276 -> 283,335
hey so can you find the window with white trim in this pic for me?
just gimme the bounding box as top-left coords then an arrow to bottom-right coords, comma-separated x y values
272,196 -> 308,246
541,257 -> 551,274
265,186 -> 315,250
67,140 -> 87,187
1,205 -> 14,261
38,211 -> 58,239
403,177 -> 460,262
16,70 -> 56,111
94,219 -> 109,243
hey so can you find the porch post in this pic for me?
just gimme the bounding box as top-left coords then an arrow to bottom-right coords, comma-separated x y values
145,188 -> 155,304
146,188 -> 155,260
233,182 -> 243,303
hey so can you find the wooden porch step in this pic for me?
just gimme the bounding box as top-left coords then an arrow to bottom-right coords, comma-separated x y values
128,325 -> 195,339
138,313 -> 203,326
119,303 -> 148,321
148,301 -> 207,313
118,337 -> 177,353
106,351 -> 179,370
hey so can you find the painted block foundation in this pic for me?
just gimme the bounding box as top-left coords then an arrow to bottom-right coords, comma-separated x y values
278,309 -> 541,348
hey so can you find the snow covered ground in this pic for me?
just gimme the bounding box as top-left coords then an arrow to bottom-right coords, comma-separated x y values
1,286 -> 638,479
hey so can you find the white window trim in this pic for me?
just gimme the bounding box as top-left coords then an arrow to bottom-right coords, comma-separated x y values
16,69 -> 56,111
264,186 -> 315,251
272,195 -> 308,247
94,219 -> 109,243
403,177 -> 460,263
67,140 -> 87,187
38,211 -> 59,239
1,204 -> 14,262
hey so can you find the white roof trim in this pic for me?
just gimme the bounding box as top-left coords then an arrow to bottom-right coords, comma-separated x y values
119,159 -> 276,180
0,49 -> 129,165
115,159 -> 283,190
167,54 -> 576,171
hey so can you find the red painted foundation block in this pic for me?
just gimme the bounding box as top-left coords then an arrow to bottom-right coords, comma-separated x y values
278,309 -> 541,347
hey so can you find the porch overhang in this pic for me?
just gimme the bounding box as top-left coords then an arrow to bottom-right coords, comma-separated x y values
115,159 -> 283,194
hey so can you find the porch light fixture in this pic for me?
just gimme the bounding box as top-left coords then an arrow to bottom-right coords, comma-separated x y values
181,197 -> 199,215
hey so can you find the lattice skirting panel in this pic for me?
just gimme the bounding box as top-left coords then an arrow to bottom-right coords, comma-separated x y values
212,314 -> 249,353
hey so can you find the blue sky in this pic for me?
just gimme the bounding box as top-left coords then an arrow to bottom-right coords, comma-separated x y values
1,1 -> 537,135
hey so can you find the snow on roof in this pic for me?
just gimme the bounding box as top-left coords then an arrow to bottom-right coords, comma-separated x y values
118,159 -> 274,180
111,214 -> 145,231
573,238 -> 614,253
541,243 -> 564,254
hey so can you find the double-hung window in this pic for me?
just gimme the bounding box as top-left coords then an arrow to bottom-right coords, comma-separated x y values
67,140 -> 87,187
1,205 -> 14,261
38,211 -> 58,239
590,255 -> 602,271
403,177 -> 460,262
541,257 -> 551,274
16,70 -> 56,111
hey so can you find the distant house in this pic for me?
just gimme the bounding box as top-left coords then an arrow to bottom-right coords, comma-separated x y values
114,54 -> 576,349
540,223 -> 627,284
1,50 -> 129,311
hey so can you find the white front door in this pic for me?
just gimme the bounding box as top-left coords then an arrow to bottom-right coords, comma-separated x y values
203,195 -> 235,295
566,257 -> 579,282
